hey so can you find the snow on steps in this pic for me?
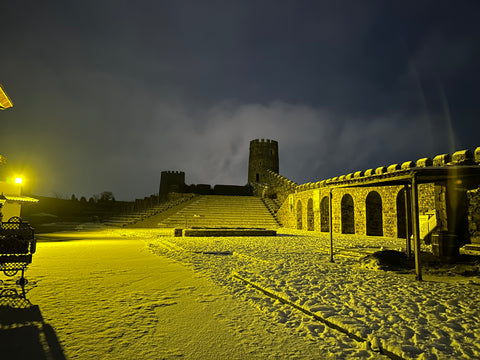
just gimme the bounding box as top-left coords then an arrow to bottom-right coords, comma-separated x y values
157,195 -> 280,229
104,197 -> 193,227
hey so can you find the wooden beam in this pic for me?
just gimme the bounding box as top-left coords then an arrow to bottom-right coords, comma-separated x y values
329,188 -> 334,262
404,184 -> 412,259
410,175 -> 422,281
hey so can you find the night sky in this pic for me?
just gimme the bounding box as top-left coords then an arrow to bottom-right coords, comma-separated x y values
1,1 -> 479,200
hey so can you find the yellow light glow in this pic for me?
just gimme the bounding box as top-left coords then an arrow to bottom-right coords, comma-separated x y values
14,177 -> 23,184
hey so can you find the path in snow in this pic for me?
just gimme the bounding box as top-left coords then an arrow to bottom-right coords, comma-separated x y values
3,231 -> 354,359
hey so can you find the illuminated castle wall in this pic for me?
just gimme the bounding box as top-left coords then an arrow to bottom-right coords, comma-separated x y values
158,139 -> 480,256
261,146 -> 480,255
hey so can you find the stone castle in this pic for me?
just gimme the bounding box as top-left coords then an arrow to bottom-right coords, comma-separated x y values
160,138 -> 480,261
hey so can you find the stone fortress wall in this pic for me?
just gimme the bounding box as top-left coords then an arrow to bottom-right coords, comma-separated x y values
263,170 -> 298,204
276,181 -> 435,238
159,171 -> 253,200
158,138 -> 480,254
250,138 -> 480,251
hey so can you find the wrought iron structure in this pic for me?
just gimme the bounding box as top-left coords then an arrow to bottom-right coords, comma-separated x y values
0,217 -> 36,286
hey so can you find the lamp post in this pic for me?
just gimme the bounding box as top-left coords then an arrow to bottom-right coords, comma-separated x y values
15,177 -> 23,197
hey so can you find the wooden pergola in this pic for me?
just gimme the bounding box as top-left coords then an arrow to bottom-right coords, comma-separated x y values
325,165 -> 480,281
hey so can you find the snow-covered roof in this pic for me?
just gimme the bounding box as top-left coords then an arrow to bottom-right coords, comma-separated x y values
4,195 -> 39,203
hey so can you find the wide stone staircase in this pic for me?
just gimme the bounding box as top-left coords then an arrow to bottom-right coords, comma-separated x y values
104,196 -> 194,227
157,195 -> 281,228
261,198 -> 282,226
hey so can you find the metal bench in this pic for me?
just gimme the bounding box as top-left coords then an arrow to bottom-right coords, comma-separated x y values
0,217 -> 36,286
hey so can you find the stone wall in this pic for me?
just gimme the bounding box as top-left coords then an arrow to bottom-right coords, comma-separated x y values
277,183 -> 437,238
277,194 -> 296,229
467,187 -> 480,244
263,170 -> 297,204
272,147 -> 480,244
419,183 -> 435,212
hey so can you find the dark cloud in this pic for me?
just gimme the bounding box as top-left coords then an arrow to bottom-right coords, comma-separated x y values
1,1 -> 479,200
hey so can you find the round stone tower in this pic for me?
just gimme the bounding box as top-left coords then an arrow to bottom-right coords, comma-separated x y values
248,139 -> 279,184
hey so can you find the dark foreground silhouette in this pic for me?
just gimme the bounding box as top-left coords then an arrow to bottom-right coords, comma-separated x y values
0,283 -> 66,360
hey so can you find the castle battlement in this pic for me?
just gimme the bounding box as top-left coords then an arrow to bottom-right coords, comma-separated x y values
265,169 -> 297,188
250,138 -> 278,145
293,147 -> 480,190
161,171 -> 185,175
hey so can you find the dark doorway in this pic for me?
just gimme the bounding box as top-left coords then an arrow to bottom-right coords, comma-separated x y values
366,191 -> 383,236
341,194 -> 355,234
320,196 -> 330,232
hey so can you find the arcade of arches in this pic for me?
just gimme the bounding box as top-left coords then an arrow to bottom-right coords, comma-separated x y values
287,184 -> 433,238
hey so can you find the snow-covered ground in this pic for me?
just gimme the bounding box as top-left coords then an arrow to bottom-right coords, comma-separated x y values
146,229 -> 480,360
2,228 -> 480,359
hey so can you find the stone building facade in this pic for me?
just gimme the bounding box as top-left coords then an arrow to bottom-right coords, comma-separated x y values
158,139 -> 480,256
276,183 -> 434,239
254,143 -> 480,256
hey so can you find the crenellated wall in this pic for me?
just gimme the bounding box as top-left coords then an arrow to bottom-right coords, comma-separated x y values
157,140 -> 480,254
273,147 -> 480,248
261,170 -> 297,203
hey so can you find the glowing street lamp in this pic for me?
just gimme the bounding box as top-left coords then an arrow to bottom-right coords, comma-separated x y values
0,83 -> 13,110
14,177 -> 23,184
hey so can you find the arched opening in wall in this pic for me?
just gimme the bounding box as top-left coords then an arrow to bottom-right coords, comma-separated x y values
341,194 -> 355,234
307,198 -> 314,231
296,200 -> 303,230
366,191 -> 383,236
320,196 -> 330,232
396,188 -> 412,239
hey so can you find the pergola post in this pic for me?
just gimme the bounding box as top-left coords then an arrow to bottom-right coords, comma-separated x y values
329,188 -> 334,263
410,175 -> 422,281
404,184 -> 412,259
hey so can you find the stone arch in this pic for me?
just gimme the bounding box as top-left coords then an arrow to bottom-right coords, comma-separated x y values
396,188 -> 411,239
307,198 -> 314,231
296,200 -> 303,230
366,191 -> 383,236
341,194 -> 355,234
320,196 -> 330,232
